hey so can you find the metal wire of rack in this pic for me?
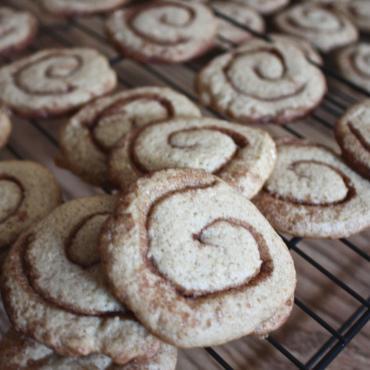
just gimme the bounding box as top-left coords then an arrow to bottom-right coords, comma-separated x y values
0,1 -> 369,369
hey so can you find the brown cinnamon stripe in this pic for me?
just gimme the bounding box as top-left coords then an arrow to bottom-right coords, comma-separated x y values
223,49 -> 306,102
349,120 -> 370,152
129,125 -> 249,175
0,175 -> 25,224
14,53 -> 83,95
87,93 -> 176,153
126,1 -> 195,46
265,160 -> 357,207
349,51 -> 370,79
144,181 -> 273,300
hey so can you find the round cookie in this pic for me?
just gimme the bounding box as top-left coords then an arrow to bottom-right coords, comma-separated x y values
1,196 -> 161,363
336,43 -> 370,94
254,139 -> 370,238
0,332 -> 177,370
109,117 -> 277,199
274,3 -> 358,53
197,38 -> 327,124
0,48 -> 117,118
0,7 -> 37,56
106,0 -> 217,63
233,0 -> 290,15
41,0 -> 130,16
58,87 -> 201,186
0,160 -> 61,250
336,100 -> 370,180
212,1 -> 265,45
0,107 -> 11,149
269,34 -> 323,66
100,169 -> 296,347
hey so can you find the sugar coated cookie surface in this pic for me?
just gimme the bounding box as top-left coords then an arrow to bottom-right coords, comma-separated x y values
100,169 -> 296,347
0,48 -> 117,118
235,0 -> 290,15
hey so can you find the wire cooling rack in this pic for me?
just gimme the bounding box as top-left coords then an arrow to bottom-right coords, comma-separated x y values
0,1 -> 369,369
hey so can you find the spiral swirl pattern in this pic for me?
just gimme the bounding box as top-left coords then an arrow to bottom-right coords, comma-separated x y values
0,7 -> 37,55
106,0 -> 217,63
59,87 -> 201,186
337,43 -> 370,94
336,100 -> 370,180
254,140 -> 370,238
0,161 -> 61,249
275,3 -> 358,52
0,48 -> 116,117
197,38 -> 326,124
41,0 -> 129,16
1,196 -> 161,363
100,169 -> 296,347
109,117 -> 276,198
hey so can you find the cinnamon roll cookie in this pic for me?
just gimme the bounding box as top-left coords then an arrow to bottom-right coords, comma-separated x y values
254,140 -> 370,238
106,0 -> 217,63
274,3 -> 358,53
100,169 -> 296,347
336,100 -> 370,180
58,87 -> 201,186
1,196 -> 161,363
0,7 -> 37,56
212,1 -> 265,45
197,38 -> 326,124
0,331 -> 177,370
235,0 -> 290,15
0,161 -> 61,250
41,0 -> 129,16
0,107 -> 11,149
109,117 -> 276,199
337,43 -> 370,94
0,48 -> 117,118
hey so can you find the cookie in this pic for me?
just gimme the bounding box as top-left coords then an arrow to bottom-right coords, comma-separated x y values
212,1 -> 265,45
234,0 -> 290,15
106,0 -> 217,63
336,100 -> 370,180
335,1 -> 370,33
274,3 -> 358,53
100,169 -> 296,347
0,7 -> 37,56
269,34 -> 323,66
0,48 -> 117,118
197,38 -> 326,124
1,196 -> 161,363
109,117 -> 276,199
0,331 -> 177,370
58,87 -> 201,186
0,160 -> 61,250
41,0 -> 130,16
254,139 -> 370,238
0,107 -> 11,149
336,43 -> 370,94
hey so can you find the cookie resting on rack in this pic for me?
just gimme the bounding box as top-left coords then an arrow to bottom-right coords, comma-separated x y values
0,107 -> 11,149
109,117 -> 277,199
40,0 -> 130,16
274,3 -> 358,53
254,139 -> 370,238
0,160 -> 61,250
0,48 -> 117,118
212,1 -> 265,45
1,196 -> 163,364
106,0 -> 218,63
0,330 -> 177,370
336,100 -> 370,180
0,7 -> 37,56
197,38 -> 326,124
100,169 -> 296,347
336,43 -> 370,94
58,87 -> 201,186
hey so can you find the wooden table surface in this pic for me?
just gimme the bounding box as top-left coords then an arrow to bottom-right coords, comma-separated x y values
0,1 -> 369,369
